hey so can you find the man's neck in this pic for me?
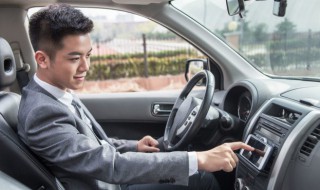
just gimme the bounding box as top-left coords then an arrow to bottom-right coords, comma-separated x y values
36,71 -> 67,91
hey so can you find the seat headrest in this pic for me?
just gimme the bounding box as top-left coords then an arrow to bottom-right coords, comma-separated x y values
0,37 -> 16,89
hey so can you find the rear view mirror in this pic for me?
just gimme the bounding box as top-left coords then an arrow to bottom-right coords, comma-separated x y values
273,0 -> 287,17
226,0 -> 245,16
185,59 -> 209,83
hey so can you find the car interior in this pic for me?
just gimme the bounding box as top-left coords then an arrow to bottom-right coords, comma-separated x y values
1,0 -> 320,190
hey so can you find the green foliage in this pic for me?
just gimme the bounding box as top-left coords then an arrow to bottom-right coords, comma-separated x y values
275,18 -> 296,35
90,49 -> 197,62
245,32 -> 320,70
253,24 -> 268,42
216,17 -> 319,72
87,49 -> 199,80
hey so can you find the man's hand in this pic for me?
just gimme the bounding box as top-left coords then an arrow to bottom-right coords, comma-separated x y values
196,142 -> 254,172
137,136 -> 160,152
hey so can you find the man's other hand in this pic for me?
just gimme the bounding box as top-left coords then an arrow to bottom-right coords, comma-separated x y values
137,136 -> 160,152
196,142 -> 254,172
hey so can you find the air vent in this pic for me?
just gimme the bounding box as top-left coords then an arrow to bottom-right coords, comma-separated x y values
300,125 -> 320,157
311,126 -> 320,139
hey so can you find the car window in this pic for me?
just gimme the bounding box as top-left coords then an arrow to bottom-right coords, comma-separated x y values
172,0 -> 320,81
28,8 -> 205,93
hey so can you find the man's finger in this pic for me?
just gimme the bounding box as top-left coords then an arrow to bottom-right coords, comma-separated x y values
231,152 -> 239,164
228,142 -> 255,151
144,136 -> 159,146
149,138 -> 159,146
146,146 -> 160,152
229,157 -> 237,168
223,162 -> 234,172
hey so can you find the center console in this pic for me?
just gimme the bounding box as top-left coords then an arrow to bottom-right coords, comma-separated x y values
235,98 -> 311,190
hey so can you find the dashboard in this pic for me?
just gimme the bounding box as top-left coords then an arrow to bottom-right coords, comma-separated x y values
217,79 -> 320,190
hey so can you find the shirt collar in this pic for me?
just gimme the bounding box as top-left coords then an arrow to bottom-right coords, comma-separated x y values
33,74 -> 74,106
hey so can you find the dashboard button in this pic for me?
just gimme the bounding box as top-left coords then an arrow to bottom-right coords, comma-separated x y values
234,178 -> 244,190
242,186 -> 250,190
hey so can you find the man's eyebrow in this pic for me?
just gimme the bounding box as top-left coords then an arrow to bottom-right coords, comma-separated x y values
67,48 -> 93,56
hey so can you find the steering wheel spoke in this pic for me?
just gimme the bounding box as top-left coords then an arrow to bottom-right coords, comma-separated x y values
176,106 -> 199,137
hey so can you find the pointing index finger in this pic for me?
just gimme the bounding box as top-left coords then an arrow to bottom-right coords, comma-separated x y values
228,142 -> 255,151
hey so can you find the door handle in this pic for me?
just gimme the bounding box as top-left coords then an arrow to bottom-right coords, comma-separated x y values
152,103 -> 173,116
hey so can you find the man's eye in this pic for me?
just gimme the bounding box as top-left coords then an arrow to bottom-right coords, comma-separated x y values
86,54 -> 91,59
70,57 -> 80,62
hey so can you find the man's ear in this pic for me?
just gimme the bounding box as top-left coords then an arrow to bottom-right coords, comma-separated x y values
35,51 -> 50,69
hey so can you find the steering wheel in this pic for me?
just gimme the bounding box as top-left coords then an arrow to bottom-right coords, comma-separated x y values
163,70 -> 215,151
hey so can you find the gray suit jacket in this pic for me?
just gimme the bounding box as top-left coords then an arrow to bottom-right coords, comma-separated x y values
17,79 -> 189,190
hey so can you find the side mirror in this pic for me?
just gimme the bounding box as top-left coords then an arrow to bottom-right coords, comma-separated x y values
185,59 -> 209,83
226,0 -> 245,16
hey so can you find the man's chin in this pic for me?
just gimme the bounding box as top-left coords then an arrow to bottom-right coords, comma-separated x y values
70,83 -> 85,91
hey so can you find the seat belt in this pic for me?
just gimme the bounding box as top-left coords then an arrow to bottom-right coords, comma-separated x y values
11,43 -> 30,91
55,177 -> 65,190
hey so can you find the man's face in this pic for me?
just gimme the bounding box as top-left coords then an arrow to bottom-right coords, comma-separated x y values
44,34 -> 92,91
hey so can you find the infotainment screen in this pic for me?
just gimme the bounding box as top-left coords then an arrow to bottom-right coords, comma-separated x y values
240,134 -> 272,170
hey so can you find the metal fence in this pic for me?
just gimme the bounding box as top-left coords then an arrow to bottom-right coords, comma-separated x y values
91,35 -> 200,62
241,31 -> 320,72
88,35 -> 203,80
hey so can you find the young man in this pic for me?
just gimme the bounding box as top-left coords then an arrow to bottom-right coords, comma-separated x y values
17,4 -> 254,190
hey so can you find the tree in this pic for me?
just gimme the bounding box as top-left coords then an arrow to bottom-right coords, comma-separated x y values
275,18 -> 296,35
271,18 -> 296,71
253,23 -> 268,43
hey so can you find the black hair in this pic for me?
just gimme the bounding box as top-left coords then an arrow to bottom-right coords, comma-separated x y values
29,4 -> 93,59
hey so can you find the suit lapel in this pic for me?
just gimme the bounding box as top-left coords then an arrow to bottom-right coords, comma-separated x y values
73,115 -> 101,143
68,92 -> 113,145
27,79 -> 102,143
28,78 -> 58,101
76,98 -> 112,143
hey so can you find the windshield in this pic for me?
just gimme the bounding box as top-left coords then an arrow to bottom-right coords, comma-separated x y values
172,0 -> 320,80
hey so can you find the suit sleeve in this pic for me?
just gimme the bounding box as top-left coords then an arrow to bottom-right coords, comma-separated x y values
21,103 -> 189,185
108,138 -> 138,152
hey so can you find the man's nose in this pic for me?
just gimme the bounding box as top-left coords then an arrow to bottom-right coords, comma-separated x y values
80,58 -> 90,71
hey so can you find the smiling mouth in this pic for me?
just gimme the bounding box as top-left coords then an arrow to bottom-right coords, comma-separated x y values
74,76 -> 86,80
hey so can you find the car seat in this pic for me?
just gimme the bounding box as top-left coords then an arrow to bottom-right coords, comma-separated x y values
0,37 -> 64,190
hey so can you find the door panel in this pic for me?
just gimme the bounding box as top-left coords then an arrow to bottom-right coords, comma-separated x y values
79,90 -> 180,140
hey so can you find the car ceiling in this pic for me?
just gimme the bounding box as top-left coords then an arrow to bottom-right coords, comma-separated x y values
0,0 -> 170,8
112,0 -> 169,4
